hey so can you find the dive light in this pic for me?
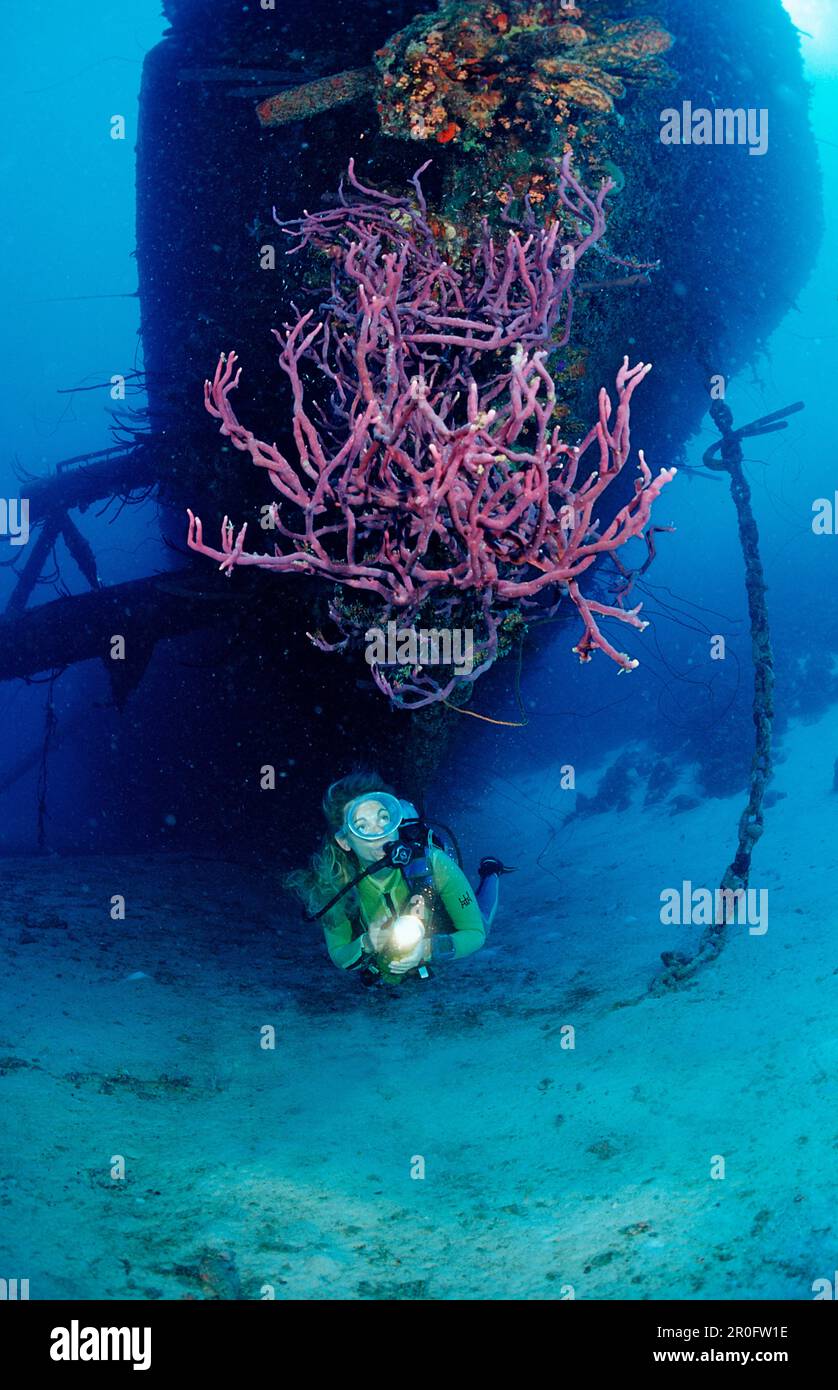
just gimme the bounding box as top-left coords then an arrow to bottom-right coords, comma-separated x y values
387,911 -> 429,979
389,912 -> 424,953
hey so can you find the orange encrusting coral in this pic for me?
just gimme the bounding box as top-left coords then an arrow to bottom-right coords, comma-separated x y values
373,1 -> 673,146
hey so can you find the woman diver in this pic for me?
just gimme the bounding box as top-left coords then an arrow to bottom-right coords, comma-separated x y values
287,772 -> 511,986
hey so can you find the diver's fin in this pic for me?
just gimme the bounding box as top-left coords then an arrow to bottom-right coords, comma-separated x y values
478,857 -> 516,879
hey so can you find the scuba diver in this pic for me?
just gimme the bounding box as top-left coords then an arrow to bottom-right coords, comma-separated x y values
287,772 -> 513,986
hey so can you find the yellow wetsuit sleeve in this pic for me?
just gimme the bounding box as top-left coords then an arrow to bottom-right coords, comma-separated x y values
431,849 -> 486,960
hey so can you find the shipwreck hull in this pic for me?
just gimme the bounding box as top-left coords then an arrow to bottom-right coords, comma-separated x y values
2,0 -> 820,851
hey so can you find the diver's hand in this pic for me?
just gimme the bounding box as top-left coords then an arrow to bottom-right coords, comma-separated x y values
364,923 -> 389,955
407,894 -> 427,921
388,938 -> 426,974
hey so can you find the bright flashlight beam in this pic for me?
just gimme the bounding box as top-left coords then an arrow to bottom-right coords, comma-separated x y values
390,914 -> 424,951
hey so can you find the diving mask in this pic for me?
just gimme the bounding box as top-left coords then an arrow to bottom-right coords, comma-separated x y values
341,791 -> 404,844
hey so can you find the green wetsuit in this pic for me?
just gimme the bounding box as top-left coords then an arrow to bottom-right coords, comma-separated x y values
322,846 -> 486,984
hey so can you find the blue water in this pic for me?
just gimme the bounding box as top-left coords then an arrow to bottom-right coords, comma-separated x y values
0,3 -> 167,844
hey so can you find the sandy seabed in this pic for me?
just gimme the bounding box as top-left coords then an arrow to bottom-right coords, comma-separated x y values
1,706 -> 836,1301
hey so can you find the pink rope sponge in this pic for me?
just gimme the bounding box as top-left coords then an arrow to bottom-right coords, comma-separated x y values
187,157 -> 676,708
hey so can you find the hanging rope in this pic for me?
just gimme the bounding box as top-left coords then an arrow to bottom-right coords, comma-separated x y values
443,629 -> 529,727
651,394 -> 802,992
442,702 -> 527,727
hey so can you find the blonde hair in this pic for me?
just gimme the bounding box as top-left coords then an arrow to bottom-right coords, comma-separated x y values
285,770 -> 397,926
